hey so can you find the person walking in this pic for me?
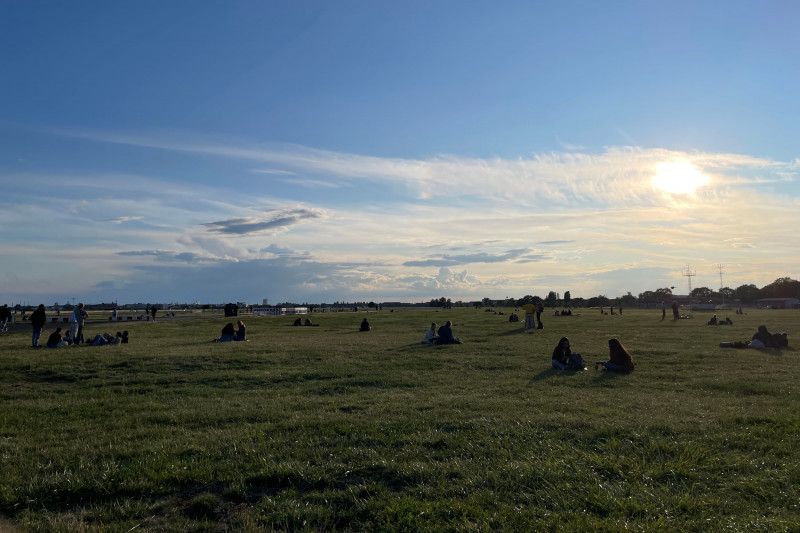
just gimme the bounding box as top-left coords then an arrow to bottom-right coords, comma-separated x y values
536,301 -> 544,329
0,304 -> 11,332
29,304 -> 47,347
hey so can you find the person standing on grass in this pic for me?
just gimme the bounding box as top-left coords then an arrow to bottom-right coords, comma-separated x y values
672,301 -> 680,320
536,301 -> 544,329
0,304 -> 11,331
522,302 -> 536,329
595,338 -> 634,373
29,304 -> 47,348
661,301 -> 666,321
69,303 -> 88,345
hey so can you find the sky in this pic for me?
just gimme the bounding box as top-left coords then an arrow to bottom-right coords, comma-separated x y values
1,1 -> 798,306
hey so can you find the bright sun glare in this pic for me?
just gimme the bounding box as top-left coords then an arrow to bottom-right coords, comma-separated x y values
652,161 -> 710,195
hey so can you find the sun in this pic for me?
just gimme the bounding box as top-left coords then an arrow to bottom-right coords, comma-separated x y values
652,161 -> 709,195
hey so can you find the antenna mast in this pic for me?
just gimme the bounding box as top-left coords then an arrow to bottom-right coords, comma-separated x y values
718,264 -> 725,305
682,265 -> 696,294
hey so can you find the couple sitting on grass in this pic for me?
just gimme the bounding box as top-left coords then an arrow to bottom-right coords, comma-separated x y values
552,337 -> 634,373
217,321 -> 247,342
421,321 -> 462,345
719,325 -> 790,349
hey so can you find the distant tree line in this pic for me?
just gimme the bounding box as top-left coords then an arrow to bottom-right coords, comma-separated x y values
424,277 -> 799,309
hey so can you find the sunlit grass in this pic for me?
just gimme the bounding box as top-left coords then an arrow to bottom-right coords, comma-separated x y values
1,308 -> 798,531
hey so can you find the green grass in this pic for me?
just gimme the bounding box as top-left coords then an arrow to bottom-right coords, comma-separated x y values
1,308 -> 798,531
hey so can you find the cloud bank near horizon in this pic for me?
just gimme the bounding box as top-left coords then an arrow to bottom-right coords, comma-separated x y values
2,130 -> 798,304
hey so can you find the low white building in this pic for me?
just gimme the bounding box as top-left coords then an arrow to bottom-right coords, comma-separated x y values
757,298 -> 800,309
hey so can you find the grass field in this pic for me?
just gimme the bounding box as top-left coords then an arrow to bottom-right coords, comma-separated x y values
1,307 -> 798,531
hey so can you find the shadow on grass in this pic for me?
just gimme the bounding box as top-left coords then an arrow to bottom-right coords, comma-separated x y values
500,328 -> 527,336
528,367 -> 587,383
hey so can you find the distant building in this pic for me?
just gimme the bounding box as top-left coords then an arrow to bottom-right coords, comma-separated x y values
85,302 -> 118,311
262,298 -> 269,306
252,307 -> 308,316
757,298 -> 800,309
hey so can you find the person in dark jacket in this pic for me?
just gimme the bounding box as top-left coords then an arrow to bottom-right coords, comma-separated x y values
29,304 -> 47,347
46,327 -> 67,348
551,337 -> 586,370
235,320 -> 247,341
218,323 -> 235,342
435,321 -> 462,344
0,304 -> 11,331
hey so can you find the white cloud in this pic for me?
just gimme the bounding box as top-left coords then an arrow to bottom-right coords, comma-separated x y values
4,130 -> 800,303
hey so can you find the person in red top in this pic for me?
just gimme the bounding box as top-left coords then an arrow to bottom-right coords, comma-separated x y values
596,338 -> 634,372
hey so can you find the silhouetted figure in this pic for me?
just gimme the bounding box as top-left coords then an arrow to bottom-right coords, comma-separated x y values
551,337 -> 586,370
29,304 -> 47,347
218,322 -> 235,342
596,338 -> 634,373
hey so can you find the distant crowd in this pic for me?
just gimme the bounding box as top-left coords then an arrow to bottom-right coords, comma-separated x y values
3,302 -> 790,373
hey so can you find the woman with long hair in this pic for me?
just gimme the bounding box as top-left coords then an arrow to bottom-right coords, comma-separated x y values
551,337 -> 586,370
596,338 -> 634,372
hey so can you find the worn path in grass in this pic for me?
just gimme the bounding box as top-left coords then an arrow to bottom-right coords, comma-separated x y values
1,308 -> 798,531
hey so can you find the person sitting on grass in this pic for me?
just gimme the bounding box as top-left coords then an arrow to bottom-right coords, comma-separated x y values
46,327 -> 68,348
109,332 -> 123,345
707,314 -> 718,325
422,322 -> 438,344
360,318 -> 370,331
595,338 -> 635,373
749,325 -> 773,349
235,320 -> 247,341
551,337 -> 586,370
293,317 -> 302,326
121,331 -> 129,344
90,333 -> 116,346
218,323 -> 235,342
749,325 -> 788,349
435,321 -> 461,344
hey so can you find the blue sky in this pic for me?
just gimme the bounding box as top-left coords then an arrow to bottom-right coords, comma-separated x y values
2,1 -> 798,305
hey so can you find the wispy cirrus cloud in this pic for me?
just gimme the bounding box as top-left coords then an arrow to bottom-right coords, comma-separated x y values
117,250 -> 222,263
402,249 -> 547,267
103,216 -> 143,224
202,207 -> 326,235
252,168 -> 296,175
51,127 -> 799,209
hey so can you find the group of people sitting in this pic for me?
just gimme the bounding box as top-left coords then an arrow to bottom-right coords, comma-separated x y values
292,317 -> 317,326
719,325 -> 789,349
421,321 -> 462,345
553,309 -> 573,316
216,321 -> 247,342
748,325 -> 789,349
707,314 -> 734,326
551,337 -> 635,373
45,327 -> 128,347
